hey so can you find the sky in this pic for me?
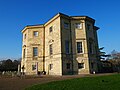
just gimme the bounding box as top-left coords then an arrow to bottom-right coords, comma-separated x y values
0,0 -> 120,60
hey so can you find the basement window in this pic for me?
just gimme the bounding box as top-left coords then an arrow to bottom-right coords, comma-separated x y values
49,64 -> 53,70
78,63 -> 84,69
32,65 -> 36,70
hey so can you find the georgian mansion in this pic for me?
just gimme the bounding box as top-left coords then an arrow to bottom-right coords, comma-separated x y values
21,13 -> 100,75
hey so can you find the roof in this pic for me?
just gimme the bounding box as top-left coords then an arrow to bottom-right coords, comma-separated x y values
21,12 -> 98,33
94,26 -> 100,30
21,24 -> 44,33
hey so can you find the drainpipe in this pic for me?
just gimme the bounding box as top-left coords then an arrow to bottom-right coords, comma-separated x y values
43,26 -> 45,73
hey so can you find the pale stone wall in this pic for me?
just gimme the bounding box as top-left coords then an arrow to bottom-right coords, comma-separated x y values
44,16 -> 62,75
71,19 -> 90,74
21,13 -> 100,75
21,26 -> 44,75
60,16 -> 92,74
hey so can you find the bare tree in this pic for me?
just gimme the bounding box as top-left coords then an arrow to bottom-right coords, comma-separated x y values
107,50 -> 120,72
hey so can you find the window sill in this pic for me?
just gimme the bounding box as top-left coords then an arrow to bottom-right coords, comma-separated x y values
77,53 -> 84,57
78,68 -> 85,70
33,57 -> 38,60
76,28 -> 82,30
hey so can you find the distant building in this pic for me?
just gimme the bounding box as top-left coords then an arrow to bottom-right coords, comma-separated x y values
21,13 -> 100,75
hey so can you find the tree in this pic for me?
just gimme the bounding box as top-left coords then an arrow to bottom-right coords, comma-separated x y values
3,59 -> 13,71
0,59 -> 21,71
99,47 -> 110,60
108,50 -> 120,72
13,60 -> 20,71
97,47 -> 112,73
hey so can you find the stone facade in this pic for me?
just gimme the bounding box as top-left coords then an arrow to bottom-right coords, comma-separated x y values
21,13 -> 100,75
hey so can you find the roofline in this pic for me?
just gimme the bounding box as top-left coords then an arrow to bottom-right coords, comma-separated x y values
71,16 -> 95,23
26,24 -> 44,27
21,24 -> 44,33
71,15 -> 95,20
21,12 -> 98,33
94,26 -> 100,30
44,12 -> 70,26
21,13 -> 69,33
59,13 -> 95,22
44,12 -> 95,26
44,13 -> 60,26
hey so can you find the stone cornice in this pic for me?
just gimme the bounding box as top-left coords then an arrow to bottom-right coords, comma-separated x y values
21,25 -> 44,33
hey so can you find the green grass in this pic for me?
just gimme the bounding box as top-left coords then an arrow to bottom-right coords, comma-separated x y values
25,74 -> 120,90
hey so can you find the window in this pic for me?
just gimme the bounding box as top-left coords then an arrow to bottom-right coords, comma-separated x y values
93,30 -> 96,38
49,26 -> 53,33
66,63 -> 70,69
91,63 -> 94,69
78,63 -> 84,69
33,31 -> 38,36
32,65 -> 36,70
49,64 -> 53,70
89,42 -> 93,54
75,23 -> 82,29
64,22 -> 69,29
23,49 -> 25,58
24,34 -> 26,39
49,44 -> 53,55
77,42 -> 83,53
87,24 -> 91,30
33,47 -> 38,57
65,40 -> 69,54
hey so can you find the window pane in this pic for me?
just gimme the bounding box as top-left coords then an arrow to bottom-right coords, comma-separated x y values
75,23 -> 82,29
33,47 -> 38,56
49,44 -> 53,55
89,42 -> 93,54
65,40 -> 69,54
78,63 -> 84,69
66,63 -> 70,69
32,65 -> 36,70
49,26 -> 53,33
24,34 -> 26,39
91,63 -> 94,69
33,31 -> 38,36
64,22 -> 69,29
23,49 -> 25,58
77,42 -> 83,53
49,64 -> 53,70
87,24 -> 90,30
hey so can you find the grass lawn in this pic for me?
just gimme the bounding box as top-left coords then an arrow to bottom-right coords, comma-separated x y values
25,74 -> 120,90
